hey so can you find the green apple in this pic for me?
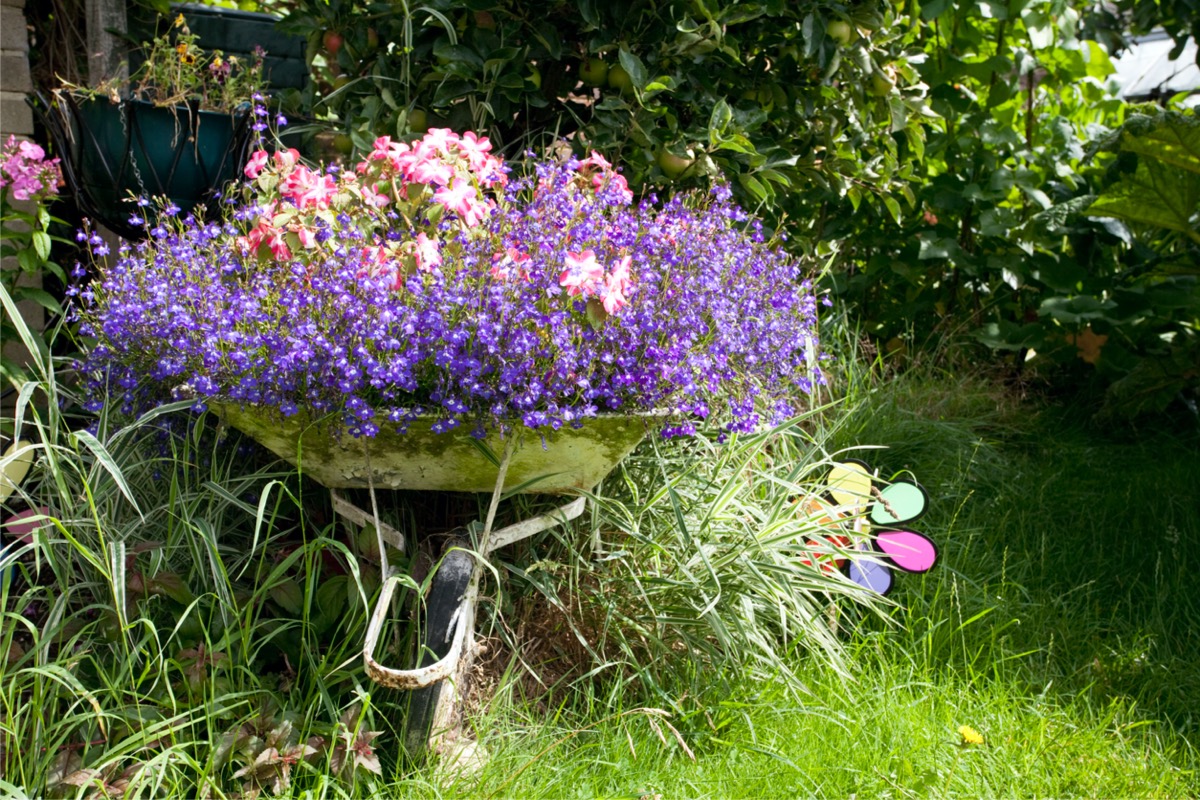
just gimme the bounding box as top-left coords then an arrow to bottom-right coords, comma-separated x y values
827,20 -> 852,45
579,57 -> 609,87
869,66 -> 896,96
608,64 -> 633,94
657,148 -> 693,179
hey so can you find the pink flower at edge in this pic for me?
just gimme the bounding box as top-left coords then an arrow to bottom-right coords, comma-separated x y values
244,149 -> 270,179
360,182 -> 391,208
417,128 -> 460,158
273,148 -> 301,172
282,166 -> 338,210
457,131 -> 493,171
17,140 -> 45,161
296,226 -> 318,249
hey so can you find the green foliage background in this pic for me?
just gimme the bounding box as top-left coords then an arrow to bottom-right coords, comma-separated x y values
278,0 -> 1198,417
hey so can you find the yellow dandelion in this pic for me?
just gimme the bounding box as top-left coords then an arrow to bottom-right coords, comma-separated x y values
958,725 -> 984,745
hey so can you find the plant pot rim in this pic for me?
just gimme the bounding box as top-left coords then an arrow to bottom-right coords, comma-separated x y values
67,91 -> 252,118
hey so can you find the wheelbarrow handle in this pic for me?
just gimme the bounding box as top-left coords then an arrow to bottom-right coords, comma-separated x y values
362,572 -> 468,689
484,496 -> 587,553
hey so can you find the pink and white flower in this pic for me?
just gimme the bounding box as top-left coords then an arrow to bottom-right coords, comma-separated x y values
244,149 -> 270,179
490,247 -> 532,281
602,254 -> 633,314
415,232 -> 442,272
433,177 -> 490,226
559,249 -> 605,298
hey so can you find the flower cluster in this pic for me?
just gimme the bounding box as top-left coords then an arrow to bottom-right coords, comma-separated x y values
123,13 -> 265,114
78,131 -> 825,438
0,136 -> 61,203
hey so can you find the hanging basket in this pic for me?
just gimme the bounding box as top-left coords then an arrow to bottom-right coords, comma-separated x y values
211,402 -> 661,495
33,93 -> 253,239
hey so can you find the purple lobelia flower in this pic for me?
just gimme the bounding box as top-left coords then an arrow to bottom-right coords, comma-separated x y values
77,131 -> 826,438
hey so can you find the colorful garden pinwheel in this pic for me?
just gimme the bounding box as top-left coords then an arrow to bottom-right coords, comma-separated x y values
801,459 -> 938,595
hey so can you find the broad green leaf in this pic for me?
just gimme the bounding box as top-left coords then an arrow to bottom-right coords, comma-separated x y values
882,194 -> 901,224
708,98 -> 733,144
1086,156 -> 1200,239
738,173 -> 767,203
269,579 -> 305,615
1118,113 -> 1200,176
12,288 -> 61,315
918,236 -> 959,260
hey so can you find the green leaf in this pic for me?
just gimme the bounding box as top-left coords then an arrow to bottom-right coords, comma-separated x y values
432,44 -> 484,69
921,0 -> 952,20
1021,7 -> 1054,50
738,172 -> 767,202
578,0 -> 599,29
888,96 -> 908,133
13,288 -> 62,316
149,572 -> 195,605
708,98 -> 733,145
269,579 -> 305,615
882,194 -> 901,224
16,248 -> 39,273
1118,113 -> 1200,176
71,429 -> 143,517
1086,156 -> 1200,240
585,297 -> 608,329
618,47 -> 648,90
917,236 -> 960,260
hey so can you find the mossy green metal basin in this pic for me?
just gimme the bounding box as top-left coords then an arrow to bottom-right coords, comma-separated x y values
212,403 -> 659,494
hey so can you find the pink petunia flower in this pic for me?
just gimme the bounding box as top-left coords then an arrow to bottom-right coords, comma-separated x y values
490,247 -> 532,281
244,149 -> 270,179
560,249 -> 605,298
433,177 -> 489,226
273,148 -> 301,172
295,225 -> 318,249
415,232 -> 442,271
602,255 -> 633,314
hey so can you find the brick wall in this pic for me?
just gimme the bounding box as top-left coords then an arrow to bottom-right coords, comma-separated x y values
0,0 -> 42,370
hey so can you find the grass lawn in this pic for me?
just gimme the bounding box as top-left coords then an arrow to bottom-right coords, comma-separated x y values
4,368 -> 1198,797
399,372 -> 1200,798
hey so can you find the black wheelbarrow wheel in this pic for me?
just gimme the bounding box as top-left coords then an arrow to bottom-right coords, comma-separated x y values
402,545 -> 475,760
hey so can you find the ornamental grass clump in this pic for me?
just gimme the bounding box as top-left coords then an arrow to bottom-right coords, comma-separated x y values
79,130 -> 825,437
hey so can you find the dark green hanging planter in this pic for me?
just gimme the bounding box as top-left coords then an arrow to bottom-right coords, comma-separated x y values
34,93 -> 253,239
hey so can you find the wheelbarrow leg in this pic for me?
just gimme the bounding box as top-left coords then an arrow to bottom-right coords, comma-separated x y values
403,544 -> 474,761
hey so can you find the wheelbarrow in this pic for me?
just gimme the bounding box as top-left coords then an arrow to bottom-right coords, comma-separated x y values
212,403 -> 659,760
